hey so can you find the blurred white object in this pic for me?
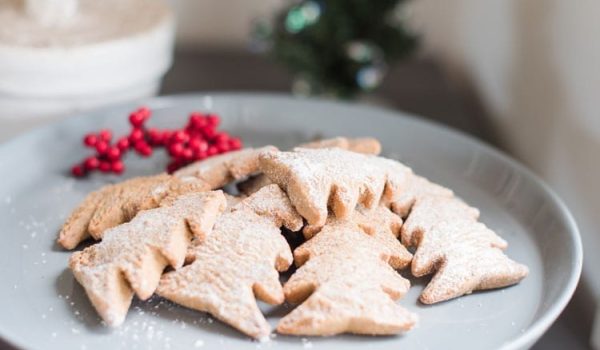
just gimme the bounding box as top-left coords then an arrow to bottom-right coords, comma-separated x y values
0,0 -> 175,120
25,0 -> 78,25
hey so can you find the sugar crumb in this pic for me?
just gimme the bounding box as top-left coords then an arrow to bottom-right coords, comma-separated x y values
301,338 -> 313,349
258,335 -> 270,343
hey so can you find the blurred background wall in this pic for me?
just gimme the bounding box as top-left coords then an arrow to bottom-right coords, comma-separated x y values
169,0 -> 599,343
169,0 -> 285,49
411,1 -> 600,333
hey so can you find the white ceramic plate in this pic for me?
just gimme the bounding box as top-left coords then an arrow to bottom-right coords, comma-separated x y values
0,94 -> 582,350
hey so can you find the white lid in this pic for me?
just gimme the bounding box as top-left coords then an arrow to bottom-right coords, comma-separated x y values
0,0 -> 175,97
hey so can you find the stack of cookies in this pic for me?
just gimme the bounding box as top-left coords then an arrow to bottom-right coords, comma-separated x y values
58,137 -> 529,339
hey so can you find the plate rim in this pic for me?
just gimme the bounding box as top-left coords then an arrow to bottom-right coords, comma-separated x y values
0,92 -> 583,350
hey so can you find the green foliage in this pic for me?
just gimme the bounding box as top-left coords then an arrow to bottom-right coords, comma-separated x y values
255,0 -> 417,98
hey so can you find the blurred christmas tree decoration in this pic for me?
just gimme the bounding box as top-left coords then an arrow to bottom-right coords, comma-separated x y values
252,0 -> 417,98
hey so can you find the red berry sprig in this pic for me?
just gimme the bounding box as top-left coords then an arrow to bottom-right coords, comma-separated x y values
71,107 -> 243,177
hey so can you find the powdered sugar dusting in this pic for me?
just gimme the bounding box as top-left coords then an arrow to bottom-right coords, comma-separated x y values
174,146 -> 276,189
278,216 -> 416,335
301,338 -> 314,348
402,195 -> 529,303
259,148 -> 413,227
156,185 -> 301,339
69,191 -> 226,326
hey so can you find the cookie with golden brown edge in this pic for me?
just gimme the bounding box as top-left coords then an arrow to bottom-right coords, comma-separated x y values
259,148 -> 413,228
157,185 -> 303,339
174,146 -> 277,189
58,174 -> 209,249
277,215 -> 416,336
69,191 -> 226,326
57,185 -> 113,250
298,136 -> 382,155
59,147 -> 274,250
401,195 -> 529,304
387,174 -> 453,218
237,137 -> 383,197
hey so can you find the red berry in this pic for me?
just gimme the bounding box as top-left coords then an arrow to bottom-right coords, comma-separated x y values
170,130 -> 189,145
189,113 -> 207,130
99,129 -> 112,142
189,138 -> 208,152
166,160 -> 181,174
111,160 -> 125,174
129,128 -> 145,143
71,164 -> 86,177
73,108 -> 242,178
106,147 -> 121,161
216,140 -> 230,153
84,156 -> 100,170
207,145 -> 218,156
228,138 -> 242,150
83,134 -> 98,147
186,129 -> 202,141
129,112 -> 145,127
129,107 -> 150,127
213,132 -> 229,144
181,148 -> 193,160
116,137 -> 130,151
99,161 -> 112,173
168,142 -> 184,157
202,127 -> 216,139
193,150 -> 207,160
134,141 -> 152,157
206,114 -> 220,127
147,128 -> 163,145
140,145 -> 153,157
95,141 -> 109,154
161,130 -> 173,142
137,106 -> 151,119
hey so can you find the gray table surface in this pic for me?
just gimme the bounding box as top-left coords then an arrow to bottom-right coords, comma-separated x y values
0,50 -> 588,350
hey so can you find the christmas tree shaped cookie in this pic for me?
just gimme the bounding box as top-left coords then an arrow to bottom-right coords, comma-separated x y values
157,184 -> 303,339
69,191 -> 226,326
58,174 -> 208,249
277,215 -> 416,336
238,137 -> 382,197
59,147 -> 275,250
301,203 -> 413,269
259,148 -> 413,227
402,195 -> 529,304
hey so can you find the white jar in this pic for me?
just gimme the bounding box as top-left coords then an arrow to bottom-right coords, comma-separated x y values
0,0 -> 175,121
